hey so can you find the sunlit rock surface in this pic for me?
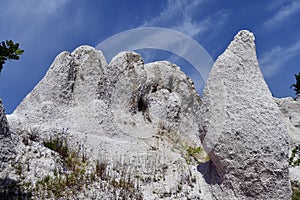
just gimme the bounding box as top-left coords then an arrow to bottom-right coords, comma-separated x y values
199,30 -> 292,200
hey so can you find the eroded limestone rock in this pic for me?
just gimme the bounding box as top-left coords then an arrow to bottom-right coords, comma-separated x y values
0,99 -> 15,170
7,47 -> 204,199
199,30 -> 292,199
275,97 -> 300,146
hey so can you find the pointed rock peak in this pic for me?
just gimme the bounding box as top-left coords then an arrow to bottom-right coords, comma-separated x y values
199,30 -> 291,199
234,30 -> 255,43
230,30 -> 255,49
10,45 -> 108,125
223,30 -> 257,62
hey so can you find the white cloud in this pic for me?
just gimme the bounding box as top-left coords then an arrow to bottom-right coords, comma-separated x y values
170,10 -> 230,38
264,0 -> 300,29
2,0 -> 70,17
0,0 -> 71,38
259,39 -> 300,77
143,0 -> 205,27
267,0 -> 292,10
142,0 -> 228,38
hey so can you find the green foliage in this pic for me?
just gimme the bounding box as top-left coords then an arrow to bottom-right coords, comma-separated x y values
95,159 -> 108,179
290,145 -> 300,167
185,146 -> 209,164
292,181 -> 300,200
40,136 -> 142,199
0,40 -> 24,73
291,72 -> 300,96
43,137 -> 69,161
39,137 -> 93,197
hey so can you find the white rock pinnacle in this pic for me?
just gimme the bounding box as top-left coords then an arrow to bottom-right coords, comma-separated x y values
199,30 -> 292,199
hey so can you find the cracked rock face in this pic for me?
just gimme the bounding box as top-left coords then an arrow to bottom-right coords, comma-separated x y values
0,99 -> 16,172
199,30 -> 292,199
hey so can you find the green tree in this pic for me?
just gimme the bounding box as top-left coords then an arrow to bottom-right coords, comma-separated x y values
291,72 -> 300,96
0,40 -> 24,73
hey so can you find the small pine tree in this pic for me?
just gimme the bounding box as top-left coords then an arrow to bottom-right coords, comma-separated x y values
291,72 -> 300,96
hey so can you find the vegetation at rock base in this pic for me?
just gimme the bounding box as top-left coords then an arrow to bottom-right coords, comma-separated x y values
35,136 -> 143,199
290,146 -> 300,200
292,181 -> 300,200
291,72 -> 300,96
0,40 -> 24,73
43,136 -> 70,163
289,145 -> 300,167
1,124 -> 211,199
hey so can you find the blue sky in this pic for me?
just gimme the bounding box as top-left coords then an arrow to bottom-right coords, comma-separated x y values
0,0 -> 300,113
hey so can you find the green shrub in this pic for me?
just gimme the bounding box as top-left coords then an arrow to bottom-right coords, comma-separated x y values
290,145 -> 300,167
185,146 -> 209,164
292,181 -> 300,200
43,137 -> 69,160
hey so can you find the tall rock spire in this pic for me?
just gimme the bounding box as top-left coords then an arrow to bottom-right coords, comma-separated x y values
199,30 -> 292,199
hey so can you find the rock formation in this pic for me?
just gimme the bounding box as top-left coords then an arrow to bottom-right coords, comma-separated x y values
0,99 -> 9,136
199,30 -> 292,199
8,46 -> 200,142
0,99 -> 18,193
0,99 -> 15,171
1,30 -> 294,199
275,97 -> 300,185
275,97 -> 300,146
7,46 -> 206,199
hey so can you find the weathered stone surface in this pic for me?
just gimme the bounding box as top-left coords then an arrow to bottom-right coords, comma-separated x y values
9,46 -> 108,129
275,97 -> 300,146
7,46 -> 205,199
290,166 -> 300,182
0,99 -> 9,137
199,30 -> 291,199
0,99 -> 15,170
9,48 -> 200,142
5,30 -> 293,199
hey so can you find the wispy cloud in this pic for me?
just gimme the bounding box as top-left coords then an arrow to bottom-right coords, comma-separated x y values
264,0 -> 300,29
266,0 -> 292,10
171,10 -> 230,38
143,0 -> 205,27
1,0 -> 70,17
259,39 -> 300,77
142,0 -> 229,38
0,0 -> 71,39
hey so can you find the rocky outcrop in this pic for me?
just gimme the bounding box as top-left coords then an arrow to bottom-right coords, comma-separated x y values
275,97 -> 300,146
0,99 -> 15,171
199,30 -> 291,199
9,47 -> 200,142
7,46 -> 205,199
4,30 -> 294,199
